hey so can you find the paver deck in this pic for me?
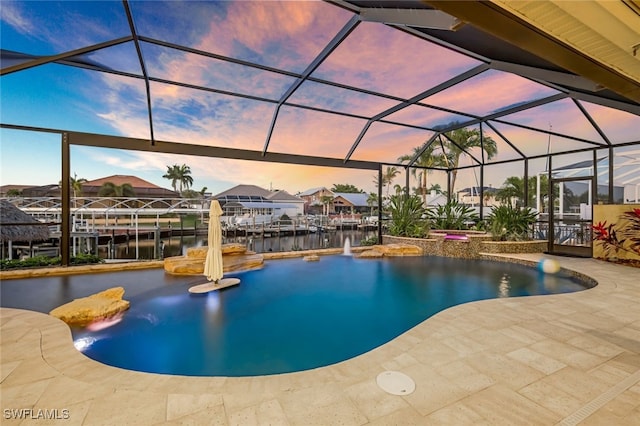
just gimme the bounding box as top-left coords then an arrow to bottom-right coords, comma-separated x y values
1,254 -> 639,425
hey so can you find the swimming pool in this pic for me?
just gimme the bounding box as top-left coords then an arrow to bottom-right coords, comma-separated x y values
69,256 -> 591,377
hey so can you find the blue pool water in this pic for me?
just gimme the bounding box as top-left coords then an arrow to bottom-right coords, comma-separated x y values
71,256 -> 591,376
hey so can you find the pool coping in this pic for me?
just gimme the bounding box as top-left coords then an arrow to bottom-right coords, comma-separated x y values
2,253 -> 639,424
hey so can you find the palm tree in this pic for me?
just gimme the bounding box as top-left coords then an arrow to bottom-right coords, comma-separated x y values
98,182 -> 136,197
443,128 -> 497,193
398,143 -> 446,204
176,164 -> 193,193
58,173 -> 87,197
59,173 -> 87,207
366,192 -> 378,216
495,176 -> 524,206
382,167 -> 400,198
163,164 -> 193,194
163,165 -> 181,192
70,173 -> 87,198
320,195 -> 333,216
495,174 -> 557,211
427,183 -> 444,195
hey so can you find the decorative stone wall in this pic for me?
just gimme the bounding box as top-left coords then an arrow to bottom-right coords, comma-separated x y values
384,233 -> 546,259
481,240 -> 548,254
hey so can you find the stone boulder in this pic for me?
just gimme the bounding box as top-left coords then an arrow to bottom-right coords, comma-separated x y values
164,243 -> 264,275
50,287 -> 130,326
356,249 -> 384,258
356,243 -> 423,258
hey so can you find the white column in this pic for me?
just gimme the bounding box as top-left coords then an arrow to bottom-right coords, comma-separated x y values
536,174 -> 541,212
559,182 -> 564,220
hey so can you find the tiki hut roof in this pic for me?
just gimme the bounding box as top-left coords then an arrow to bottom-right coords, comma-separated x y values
0,200 -> 50,242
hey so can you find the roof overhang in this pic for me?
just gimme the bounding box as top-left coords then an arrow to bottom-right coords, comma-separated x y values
421,0 -> 640,103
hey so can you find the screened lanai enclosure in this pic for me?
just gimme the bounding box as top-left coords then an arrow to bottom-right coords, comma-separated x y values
1,0 -> 639,263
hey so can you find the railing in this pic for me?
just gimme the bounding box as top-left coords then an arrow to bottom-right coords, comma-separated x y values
531,221 -> 592,246
1,197 -> 207,215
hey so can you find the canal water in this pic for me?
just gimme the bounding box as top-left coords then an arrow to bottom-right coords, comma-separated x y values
97,230 -> 378,260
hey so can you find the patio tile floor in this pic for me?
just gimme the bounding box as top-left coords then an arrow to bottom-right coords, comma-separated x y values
1,254 -> 639,425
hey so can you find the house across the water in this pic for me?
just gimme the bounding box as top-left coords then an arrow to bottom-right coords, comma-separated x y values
214,185 -> 304,226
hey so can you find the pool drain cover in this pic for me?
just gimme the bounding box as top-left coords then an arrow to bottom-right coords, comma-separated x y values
376,371 -> 415,395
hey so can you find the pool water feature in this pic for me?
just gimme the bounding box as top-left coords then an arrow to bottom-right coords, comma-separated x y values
71,256 -> 591,377
343,237 -> 352,255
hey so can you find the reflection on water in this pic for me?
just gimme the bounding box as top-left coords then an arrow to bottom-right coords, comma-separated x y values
498,273 -> 510,298
98,230 -> 377,260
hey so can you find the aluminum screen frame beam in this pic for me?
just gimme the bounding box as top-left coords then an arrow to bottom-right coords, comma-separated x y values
343,64 -> 490,162
262,15 -> 361,156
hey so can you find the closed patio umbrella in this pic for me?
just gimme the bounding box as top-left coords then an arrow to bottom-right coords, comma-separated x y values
189,200 -> 239,293
203,199 -> 224,283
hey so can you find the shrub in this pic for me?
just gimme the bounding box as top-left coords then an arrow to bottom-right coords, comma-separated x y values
360,236 -> 379,246
0,254 -> 104,271
487,204 -> 538,241
388,194 -> 430,238
426,199 -> 478,230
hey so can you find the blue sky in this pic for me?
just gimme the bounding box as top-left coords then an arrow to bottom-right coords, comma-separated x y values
1,1 -> 639,197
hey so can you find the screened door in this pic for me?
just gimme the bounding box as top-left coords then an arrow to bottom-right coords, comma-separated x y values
549,177 -> 593,257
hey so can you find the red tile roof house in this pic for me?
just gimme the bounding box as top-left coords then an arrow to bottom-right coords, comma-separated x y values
18,175 -> 178,199
81,175 -> 179,198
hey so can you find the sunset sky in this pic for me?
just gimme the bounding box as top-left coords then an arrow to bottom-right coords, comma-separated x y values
1,1 -> 638,197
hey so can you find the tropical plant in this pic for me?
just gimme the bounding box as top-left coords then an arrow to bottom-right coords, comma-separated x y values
426,199 -> 478,230
486,203 -> 538,241
399,143 -> 447,204
163,163 -> 193,194
388,194 -> 430,238
443,128 -> 497,193
97,182 -> 135,197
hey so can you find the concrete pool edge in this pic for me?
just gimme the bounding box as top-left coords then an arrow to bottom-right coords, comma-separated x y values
2,254 -> 639,424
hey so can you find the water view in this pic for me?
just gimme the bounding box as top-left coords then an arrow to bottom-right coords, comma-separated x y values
97,230 -> 378,260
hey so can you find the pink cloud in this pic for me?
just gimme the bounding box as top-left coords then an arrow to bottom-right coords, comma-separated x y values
580,102 -> 640,144
314,22 -> 481,99
386,104 -> 471,129
352,122 -> 434,163
198,1 -> 353,72
424,70 -> 559,116
267,107 -> 367,158
499,98 -> 606,143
